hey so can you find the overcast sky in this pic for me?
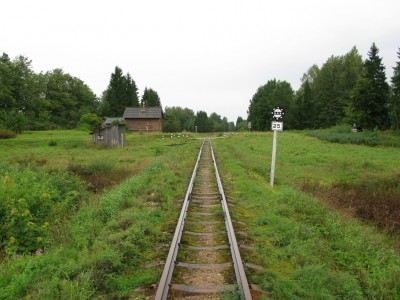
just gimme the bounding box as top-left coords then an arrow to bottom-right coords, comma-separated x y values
1,0 -> 399,122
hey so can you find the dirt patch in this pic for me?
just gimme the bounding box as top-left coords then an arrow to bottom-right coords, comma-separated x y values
301,175 -> 400,231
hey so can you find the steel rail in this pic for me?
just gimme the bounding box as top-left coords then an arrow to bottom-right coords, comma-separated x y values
210,139 -> 252,300
155,139 -> 206,300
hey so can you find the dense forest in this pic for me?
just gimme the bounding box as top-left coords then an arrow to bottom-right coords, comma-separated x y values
1,43 -> 400,133
248,43 -> 400,131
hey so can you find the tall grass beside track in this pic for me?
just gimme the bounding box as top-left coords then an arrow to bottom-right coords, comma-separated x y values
213,132 -> 400,299
0,130 -> 202,299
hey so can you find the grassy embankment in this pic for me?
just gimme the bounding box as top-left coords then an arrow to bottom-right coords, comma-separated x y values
0,130 -> 202,299
1,130 -> 400,299
213,131 -> 400,299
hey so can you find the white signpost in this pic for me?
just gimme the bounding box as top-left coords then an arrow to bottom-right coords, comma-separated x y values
270,107 -> 284,187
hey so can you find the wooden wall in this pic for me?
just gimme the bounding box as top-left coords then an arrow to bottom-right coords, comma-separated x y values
93,124 -> 125,147
125,118 -> 163,132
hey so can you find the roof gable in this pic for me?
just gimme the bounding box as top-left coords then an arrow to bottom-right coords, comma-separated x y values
123,107 -> 163,119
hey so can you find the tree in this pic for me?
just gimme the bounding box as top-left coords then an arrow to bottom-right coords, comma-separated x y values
248,79 -> 294,131
209,112 -> 228,132
0,53 -> 15,111
346,43 -> 389,129
0,52 -> 97,131
163,114 -> 180,132
102,67 -> 139,116
141,87 -> 161,107
235,116 -> 248,131
125,73 -> 139,108
390,48 -> 400,130
292,79 -> 315,129
364,43 -> 390,129
347,77 -> 375,128
195,111 -> 212,133
44,69 -> 97,128
164,106 -> 195,131
308,47 -> 363,128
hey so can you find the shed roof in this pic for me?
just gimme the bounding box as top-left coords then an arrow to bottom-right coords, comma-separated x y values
123,107 -> 163,119
103,117 -> 124,126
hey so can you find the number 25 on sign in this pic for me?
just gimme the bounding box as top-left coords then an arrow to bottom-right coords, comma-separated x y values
271,121 -> 283,131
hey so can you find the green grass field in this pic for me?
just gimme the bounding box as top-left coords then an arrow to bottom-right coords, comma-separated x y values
1,130 -> 400,299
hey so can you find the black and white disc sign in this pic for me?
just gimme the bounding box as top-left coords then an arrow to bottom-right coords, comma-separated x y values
271,107 -> 284,120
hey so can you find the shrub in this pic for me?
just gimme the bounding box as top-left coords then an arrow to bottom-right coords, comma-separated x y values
78,113 -> 102,133
48,139 -> 57,147
306,127 -> 400,147
0,129 -> 17,139
0,163 -> 85,254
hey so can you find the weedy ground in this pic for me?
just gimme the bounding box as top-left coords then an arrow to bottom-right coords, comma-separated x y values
213,131 -> 400,299
1,130 -> 400,299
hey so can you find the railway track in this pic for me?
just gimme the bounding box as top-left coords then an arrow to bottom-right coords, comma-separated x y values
155,138 -> 252,299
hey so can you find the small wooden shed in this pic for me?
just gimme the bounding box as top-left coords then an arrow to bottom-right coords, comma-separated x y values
123,107 -> 163,132
93,124 -> 125,148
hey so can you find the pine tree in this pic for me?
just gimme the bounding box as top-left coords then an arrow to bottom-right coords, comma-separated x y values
141,87 -> 161,107
363,43 -> 390,129
105,66 -> 126,116
126,73 -> 139,107
346,43 -> 390,129
102,67 -> 140,116
390,48 -> 400,130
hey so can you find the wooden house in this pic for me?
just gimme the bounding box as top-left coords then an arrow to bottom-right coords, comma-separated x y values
123,107 -> 163,132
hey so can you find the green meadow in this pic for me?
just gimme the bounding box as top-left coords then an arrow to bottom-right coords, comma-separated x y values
1,130 -> 400,299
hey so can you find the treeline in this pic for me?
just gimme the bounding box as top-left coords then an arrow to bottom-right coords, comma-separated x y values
163,107 -> 246,133
0,54 -> 98,131
248,43 -> 400,131
0,55 -> 166,132
0,56 -> 237,133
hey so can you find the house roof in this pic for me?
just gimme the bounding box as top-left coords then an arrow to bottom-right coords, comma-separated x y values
103,117 -> 124,125
123,107 -> 163,119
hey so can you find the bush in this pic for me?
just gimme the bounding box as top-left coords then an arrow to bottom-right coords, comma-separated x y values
0,163 -> 86,254
78,113 -> 102,133
48,139 -> 57,147
0,129 -> 17,139
0,110 -> 27,133
306,127 -> 400,147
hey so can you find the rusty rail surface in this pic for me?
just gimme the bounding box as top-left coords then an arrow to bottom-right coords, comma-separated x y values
155,138 -> 251,300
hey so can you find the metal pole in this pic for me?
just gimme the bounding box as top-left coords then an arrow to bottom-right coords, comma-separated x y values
270,129 -> 277,187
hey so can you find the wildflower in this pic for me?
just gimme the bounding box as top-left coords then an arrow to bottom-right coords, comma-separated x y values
22,209 -> 30,217
41,222 -> 50,229
3,175 -> 11,184
10,207 -> 18,215
40,193 -> 50,200
35,249 -> 42,255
